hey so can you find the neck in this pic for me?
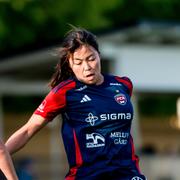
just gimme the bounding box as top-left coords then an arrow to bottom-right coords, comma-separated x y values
96,74 -> 104,85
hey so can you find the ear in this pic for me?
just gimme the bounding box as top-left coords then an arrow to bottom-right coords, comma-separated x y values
68,54 -> 74,68
69,58 -> 73,69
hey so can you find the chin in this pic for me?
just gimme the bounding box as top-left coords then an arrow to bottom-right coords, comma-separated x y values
83,79 -> 96,85
85,81 -> 95,85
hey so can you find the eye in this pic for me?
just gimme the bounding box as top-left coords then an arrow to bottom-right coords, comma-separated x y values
88,56 -> 96,61
74,59 -> 82,65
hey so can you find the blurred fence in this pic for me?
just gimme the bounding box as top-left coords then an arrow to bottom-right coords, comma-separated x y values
141,155 -> 180,180
13,154 -> 180,180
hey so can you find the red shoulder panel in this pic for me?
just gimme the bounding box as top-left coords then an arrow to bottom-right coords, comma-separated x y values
115,76 -> 133,96
34,80 -> 76,120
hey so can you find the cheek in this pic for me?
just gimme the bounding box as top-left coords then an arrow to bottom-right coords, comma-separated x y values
94,56 -> 101,68
94,61 -> 101,70
72,66 -> 82,76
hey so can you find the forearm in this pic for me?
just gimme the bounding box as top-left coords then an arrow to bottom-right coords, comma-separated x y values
6,114 -> 48,154
0,145 -> 18,180
6,125 -> 31,154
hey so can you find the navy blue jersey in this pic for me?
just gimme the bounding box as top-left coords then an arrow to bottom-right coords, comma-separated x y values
34,74 -> 146,180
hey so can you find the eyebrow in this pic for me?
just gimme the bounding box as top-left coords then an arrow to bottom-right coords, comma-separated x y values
74,54 -> 94,61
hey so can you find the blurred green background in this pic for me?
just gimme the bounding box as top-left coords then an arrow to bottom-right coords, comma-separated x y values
1,0 -> 180,57
1,0 -> 180,180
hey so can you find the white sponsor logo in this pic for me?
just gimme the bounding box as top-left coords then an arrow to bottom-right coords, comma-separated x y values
110,131 -> 129,145
75,85 -> 87,91
131,176 -> 144,180
37,100 -> 47,112
110,83 -> 122,86
85,113 -> 132,126
86,133 -> 105,148
110,132 -> 129,138
80,95 -> 91,103
114,138 -> 127,145
100,113 -> 131,121
85,113 -> 98,126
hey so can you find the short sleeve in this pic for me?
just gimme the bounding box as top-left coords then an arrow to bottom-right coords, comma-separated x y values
34,80 -> 76,121
115,76 -> 133,96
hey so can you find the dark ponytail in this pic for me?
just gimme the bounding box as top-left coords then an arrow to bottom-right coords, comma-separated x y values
49,27 -> 99,89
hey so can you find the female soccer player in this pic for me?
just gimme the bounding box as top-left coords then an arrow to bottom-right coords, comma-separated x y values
6,27 -> 146,180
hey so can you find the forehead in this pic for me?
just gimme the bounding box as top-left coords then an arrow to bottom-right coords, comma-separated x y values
73,45 -> 97,58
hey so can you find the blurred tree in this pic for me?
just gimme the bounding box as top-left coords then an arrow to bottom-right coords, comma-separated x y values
0,0 -> 180,57
0,0 -> 120,57
107,0 -> 180,28
138,94 -> 178,117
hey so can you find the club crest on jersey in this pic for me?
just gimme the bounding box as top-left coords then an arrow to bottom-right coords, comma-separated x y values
114,93 -> 127,105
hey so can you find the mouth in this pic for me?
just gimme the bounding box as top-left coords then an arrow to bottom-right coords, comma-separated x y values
85,73 -> 95,78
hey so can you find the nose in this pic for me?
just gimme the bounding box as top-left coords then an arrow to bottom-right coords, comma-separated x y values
84,61 -> 91,71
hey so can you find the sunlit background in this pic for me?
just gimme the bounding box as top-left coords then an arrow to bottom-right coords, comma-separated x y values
0,0 -> 180,179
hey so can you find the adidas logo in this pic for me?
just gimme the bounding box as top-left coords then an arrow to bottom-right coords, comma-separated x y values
80,95 -> 91,103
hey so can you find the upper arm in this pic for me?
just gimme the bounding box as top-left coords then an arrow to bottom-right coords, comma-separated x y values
34,80 -> 76,121
24,114 -> 49,138
34,90 -> 66,121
